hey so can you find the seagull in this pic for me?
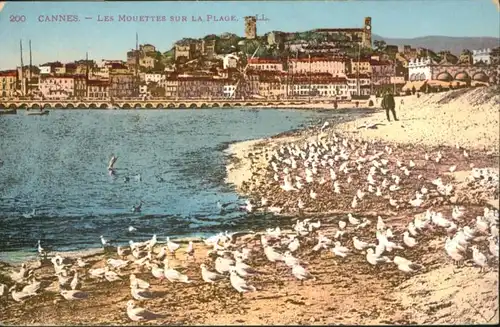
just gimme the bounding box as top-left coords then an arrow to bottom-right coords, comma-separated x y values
353,237 -> 375,251
60,289 -> 88,301
108,155 -> 117,170
320,121 -> 330,132
104,267 -> 122,282
291,263 -> 315,284
132,201 -> 144,213
126,300 -> 165,322
331,242 -> 351,258
70,271 -> 81,290
100,235 -> 110,247
200,264 -> 225,284
128,226 -> 137,232
366,248 -> 391,266
185,241 -> 194,259
131,285 -> 155,301
229,267 -> 256,297
163,259 -> 191,283
130,274 -> 150,290
348,213 -> 360,225
215,256 -> 235,274
488,237 -> 499,258
23,209 -> 36,219
393,256 -> 424,273
471,245 -> 488,272
166,237 -> 180,256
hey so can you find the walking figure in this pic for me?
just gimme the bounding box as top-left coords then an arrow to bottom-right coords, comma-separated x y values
381,91 -> 398,122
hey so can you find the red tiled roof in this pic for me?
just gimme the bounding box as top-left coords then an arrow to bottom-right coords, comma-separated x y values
248,58 -> 283,64
0,70 -> 17,77
88,80 -> 110,86
293,76 -> 348,84
346,74 -> 371,79
290,57 -> 347,63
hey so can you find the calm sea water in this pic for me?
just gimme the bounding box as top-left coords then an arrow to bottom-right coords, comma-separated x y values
0,108 -> 365,261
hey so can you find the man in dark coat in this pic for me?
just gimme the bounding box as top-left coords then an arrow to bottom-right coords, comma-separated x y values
383,91 -> 398,121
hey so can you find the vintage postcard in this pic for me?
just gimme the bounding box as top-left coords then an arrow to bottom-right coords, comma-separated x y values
0,0 -> 499,325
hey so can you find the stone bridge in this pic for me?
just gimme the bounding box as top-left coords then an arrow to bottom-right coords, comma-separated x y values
0,100 -> 310,110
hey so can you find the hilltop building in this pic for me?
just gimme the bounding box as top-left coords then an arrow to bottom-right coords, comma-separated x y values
245,16 -> 257,39
313,17 -> 372,48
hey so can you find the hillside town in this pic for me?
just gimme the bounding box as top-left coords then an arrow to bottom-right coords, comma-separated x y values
1,16 -> 499,102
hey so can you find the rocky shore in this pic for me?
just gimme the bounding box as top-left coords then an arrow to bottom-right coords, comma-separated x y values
0,87 -> 499,325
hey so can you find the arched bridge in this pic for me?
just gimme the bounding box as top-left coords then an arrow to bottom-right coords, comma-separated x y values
0,100 -> 310,110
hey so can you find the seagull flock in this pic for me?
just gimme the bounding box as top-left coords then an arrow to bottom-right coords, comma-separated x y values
1,121 -> 499,323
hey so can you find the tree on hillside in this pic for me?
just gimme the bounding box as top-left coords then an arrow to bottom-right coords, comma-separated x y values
373,40 -> 387,52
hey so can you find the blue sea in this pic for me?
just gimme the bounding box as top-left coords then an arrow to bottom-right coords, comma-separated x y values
0,108 -> 366,262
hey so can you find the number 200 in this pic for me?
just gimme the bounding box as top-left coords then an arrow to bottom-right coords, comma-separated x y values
10,15 -> 26,22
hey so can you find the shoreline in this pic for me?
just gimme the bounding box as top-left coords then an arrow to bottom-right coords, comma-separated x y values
1,87 -> 499,325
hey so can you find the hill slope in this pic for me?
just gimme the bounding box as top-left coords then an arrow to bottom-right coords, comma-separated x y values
373,34 -> 499,54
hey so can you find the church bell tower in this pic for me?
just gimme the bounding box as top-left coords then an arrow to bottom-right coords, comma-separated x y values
364,17 -> 372,48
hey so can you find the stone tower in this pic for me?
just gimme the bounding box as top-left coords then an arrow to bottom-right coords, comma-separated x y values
244,16 -> 257,39
363,17 -> 372,48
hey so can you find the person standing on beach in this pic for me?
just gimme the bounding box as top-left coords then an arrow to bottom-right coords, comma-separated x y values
383,91 -> 398,122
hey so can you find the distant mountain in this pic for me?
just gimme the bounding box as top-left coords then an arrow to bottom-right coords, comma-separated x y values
373,34 -> 499,55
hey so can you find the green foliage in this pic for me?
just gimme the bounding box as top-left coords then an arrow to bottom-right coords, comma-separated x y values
373,40 -> 387,51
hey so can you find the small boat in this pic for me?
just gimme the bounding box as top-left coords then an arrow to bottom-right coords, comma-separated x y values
0,109 -> 17,115
26,110 -> 49,116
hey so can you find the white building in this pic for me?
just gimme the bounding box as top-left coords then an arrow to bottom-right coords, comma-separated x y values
408,57 -> 434,81
39,76 -> 75,99
346,74 -> 371,96
223,54 -> 239,69
472,48 -> 492,65
290,57 -> 346,77
223,84 -> 236,97
248,58 -> 283,72
292,77 -> 350,99
39,66 -> 52,75
144,73 -> 165,84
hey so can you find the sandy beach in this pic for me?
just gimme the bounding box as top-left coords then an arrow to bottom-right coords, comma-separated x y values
1,86 -> 499,325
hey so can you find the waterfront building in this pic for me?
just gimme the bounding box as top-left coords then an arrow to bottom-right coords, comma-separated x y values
291,74 -> 350,99
371,59 -> 395,85
74,75 -> 87,99
175,76 -> 227,99
223,84 -> 236,98
87,80 -> 110,100
408,57 -> 434,81
248,58 -> 284,72
144,73 -> 165,84
346,74 -> 371,96
0,70 -> 18,98
39,75 -> 76,99
165,79 -> 179,98
290,57 -> 346,77
109,73 -> 135,98
472,48 -> 492,65
257,71 -> 286,99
